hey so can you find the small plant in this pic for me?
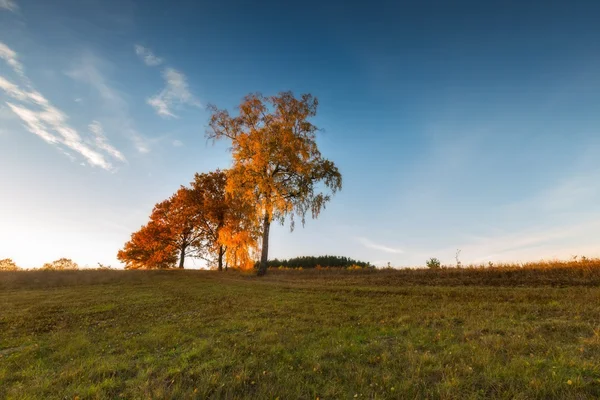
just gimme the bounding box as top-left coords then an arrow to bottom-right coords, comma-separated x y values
426,258 -> 441,269
455,249 -> 462,268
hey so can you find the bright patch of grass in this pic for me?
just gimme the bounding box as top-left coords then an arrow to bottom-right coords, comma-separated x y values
1,269 -> 600,399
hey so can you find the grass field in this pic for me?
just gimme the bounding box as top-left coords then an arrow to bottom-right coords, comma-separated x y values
1,266 -> 600,399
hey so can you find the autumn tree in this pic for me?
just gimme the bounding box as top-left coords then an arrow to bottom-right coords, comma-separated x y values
187,169 -> 259,270
118,188 -> 203,269
189,170 -> 229,270
41,258 -> 79,270
218,183 -> 260,271
0,258 -> 19,271
154,188 -> 206,269
117,221 -> 178,269
207,92 -> 342,276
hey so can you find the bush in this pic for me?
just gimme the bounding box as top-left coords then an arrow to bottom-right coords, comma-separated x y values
426,258 -> 441,270
346,264 -> 366,271
0,258 -> 19,271
41,258 -> 79,270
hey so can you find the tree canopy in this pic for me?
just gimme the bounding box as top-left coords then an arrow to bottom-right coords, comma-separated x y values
207,92 -> 342,275
117,220 -> 178,269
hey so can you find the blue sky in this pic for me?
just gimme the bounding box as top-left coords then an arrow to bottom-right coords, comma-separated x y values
1,0 -> 600,268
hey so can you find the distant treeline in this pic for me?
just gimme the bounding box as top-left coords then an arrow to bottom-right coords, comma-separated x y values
263,255 -> 373,269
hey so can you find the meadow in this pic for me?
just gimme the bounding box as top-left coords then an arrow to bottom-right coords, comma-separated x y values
1,262 -> 600,399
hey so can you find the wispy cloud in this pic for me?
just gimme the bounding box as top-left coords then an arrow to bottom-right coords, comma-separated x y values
89,121 -> 126,162
147,68 -> 200,118
5,102 -> 59,144
0,0 -> 18,12
134,45 -> 200,118
357,237 -> 404,254
172,139 -> 183,147
443,217 -> 600,265
134,45 -> 163,67
0,42 -> 124,170
66,52 -> 150,153
409,167 -> 600,266
0,41 -> 24,76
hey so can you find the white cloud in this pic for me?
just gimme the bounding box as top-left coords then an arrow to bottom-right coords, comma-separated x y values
6,101 -> 115,170
134,45 -> 163,67
172,139 -> 183,147
66,52 -> 150,154
131,135 -> 150,153
89,121 -> 126,162
5,102 -> 59,144
0,41 -> 24,76
0,0 -> 18,12
357,237 -> 404,254
134,42 -> 200,118
147,95 -> 174,118
0,77 -> 51,109
147,67 -> 200,118
0,44 -> 125,171
0,76 -> 27,100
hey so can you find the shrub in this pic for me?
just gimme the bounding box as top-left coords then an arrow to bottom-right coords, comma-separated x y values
346,264 -> 365,271
41,258 -> 79,271
426,258 -> 441,270
0,258 -> 19,271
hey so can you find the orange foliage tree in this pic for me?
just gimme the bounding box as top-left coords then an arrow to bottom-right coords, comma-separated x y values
118,187 -> 204,269
207,92 -> 342,275
217,183 -> 260,271
117,220 -> 178,269
117,170 -> 257,270
188,170 -> 258,270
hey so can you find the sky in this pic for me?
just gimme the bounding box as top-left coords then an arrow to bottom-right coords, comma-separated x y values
1,0 -> 600,268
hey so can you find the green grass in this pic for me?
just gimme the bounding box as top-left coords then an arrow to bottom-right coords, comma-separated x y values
1,269 -> 600,399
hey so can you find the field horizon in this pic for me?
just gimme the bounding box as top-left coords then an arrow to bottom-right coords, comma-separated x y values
2,265 -> 600,399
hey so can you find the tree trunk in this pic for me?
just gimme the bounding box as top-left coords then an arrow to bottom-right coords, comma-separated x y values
257,213 -> 271,276
178,244 -> 186,269
218,245 -> 224,272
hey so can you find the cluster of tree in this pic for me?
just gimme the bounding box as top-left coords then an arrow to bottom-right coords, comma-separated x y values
118,170 -> 258,270
118,92 -> 342,275
0,258 -> 80,271
265,255 -> 372,269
